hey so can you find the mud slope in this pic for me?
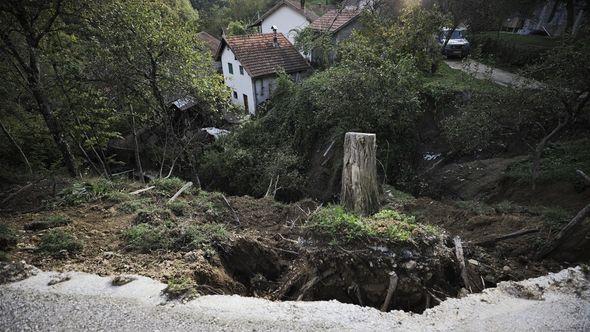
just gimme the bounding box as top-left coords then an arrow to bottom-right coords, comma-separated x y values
1,267 -> 588,331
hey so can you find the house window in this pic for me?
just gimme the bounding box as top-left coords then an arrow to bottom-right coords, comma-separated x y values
228,63 -> 234,74
233,91 -> 238,99
239,65 -> 244,75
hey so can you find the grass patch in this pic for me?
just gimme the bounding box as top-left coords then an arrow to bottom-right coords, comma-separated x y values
506,139 -> 590,184
424,62 -> 506,94
164,276 -> 197,299
123,222 -> 228,253
123,223 -> 171,252
0,224 -> 17,251
25,215 -> 71,231
454,200 -> 495,215
38,229 -> 83,257
167,200 -> 190,217
133,207 -> 174,226
152,177 -> 189,196
0,251 -> 9,261
58,178 -> 129,205
307,205 -> 439,244
118,198 -> 152,214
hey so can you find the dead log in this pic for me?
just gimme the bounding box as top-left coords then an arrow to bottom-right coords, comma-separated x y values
380,271 -> 398,312
168,182 -> 192,203
129,186 -> 155,195
341,132 -> 380,216
296,269 -> 335,301
475,229 -> 540,246
537,203 -> 590,259
454,236 -> 471,292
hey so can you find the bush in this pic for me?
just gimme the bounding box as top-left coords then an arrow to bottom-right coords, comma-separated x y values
38,230 -> 83,256
470,33 -> 551,69
307,206 -> 439,244
506,139 -> 590,184
0,224 -> 17,251
25,215 -> 71,231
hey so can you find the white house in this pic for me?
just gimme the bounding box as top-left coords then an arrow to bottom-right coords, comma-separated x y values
250,0 -> 319,44
215,31 -> 311,115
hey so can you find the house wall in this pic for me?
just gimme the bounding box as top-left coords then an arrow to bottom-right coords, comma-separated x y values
261,6 -> 310,44
221,46 -> 256,115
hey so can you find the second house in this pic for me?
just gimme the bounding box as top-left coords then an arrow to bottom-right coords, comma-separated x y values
216,30 -> 311,115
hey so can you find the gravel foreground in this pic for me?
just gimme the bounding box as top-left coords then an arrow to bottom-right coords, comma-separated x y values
1,267 -> 589,331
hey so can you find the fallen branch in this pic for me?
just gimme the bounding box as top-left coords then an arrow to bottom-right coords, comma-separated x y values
576,169 -> 590,185
454,236 -> 471,293
296,269 -> 334,301
380,271 -> 399,312
221,194 -> 241,226
537,203 -> 590,259
475,229 -> 540,246
129,186 -> 155,195
168,182 -> 192,203
1,182 -> 33,205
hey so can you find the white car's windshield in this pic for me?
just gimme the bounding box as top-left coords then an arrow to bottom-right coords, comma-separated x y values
443,30 -> 465,39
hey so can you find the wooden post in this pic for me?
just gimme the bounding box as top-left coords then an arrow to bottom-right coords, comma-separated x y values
341,132 -> 380,216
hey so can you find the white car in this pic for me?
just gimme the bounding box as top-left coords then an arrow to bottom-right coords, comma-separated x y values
439,28 -> 470,58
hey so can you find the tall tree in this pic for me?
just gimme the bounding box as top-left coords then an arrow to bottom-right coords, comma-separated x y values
0,0 -> 79,176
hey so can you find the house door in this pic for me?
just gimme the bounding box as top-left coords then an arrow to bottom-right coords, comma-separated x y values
243,94 -> 249,114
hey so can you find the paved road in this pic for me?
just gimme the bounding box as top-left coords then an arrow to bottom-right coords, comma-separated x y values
1,269 -> 589,331
445,59 -> 543,89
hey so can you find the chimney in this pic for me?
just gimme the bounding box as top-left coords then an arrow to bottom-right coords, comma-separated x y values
271,25 -> 279,48
300,0 -> 305,9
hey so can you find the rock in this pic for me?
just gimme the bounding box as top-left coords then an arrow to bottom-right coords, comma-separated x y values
48,274 -> 71,286
457,287 -> 470,298
112,275 -> 136,286
400,249 -> 413,261
404,260 -> 417,271
184,250 -> 204,263
503,266 -> 511,273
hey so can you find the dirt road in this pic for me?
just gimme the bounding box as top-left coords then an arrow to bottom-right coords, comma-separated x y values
1,267 -> 589,331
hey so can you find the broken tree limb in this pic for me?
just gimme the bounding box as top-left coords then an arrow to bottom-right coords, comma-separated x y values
576,169 -> 590,185
537,203 -> 590,259
341,132 -> 380,216
296,269 -> 335,301
1,182 -> 33,205
454,236 -> 471,293
475,229 -> 540,246
380,271 -> 399,312
129,186 -> 155,195
168,182 -> 193,204
222,194 -> 241,226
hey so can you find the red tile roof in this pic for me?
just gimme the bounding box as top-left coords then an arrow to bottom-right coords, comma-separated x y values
251,0 -> 319,26
197,31 -> 221,55
309,9 -> 361,33
217,33 -> 310,78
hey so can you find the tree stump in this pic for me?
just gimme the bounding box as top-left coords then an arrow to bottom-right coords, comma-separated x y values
341,132 -> 380,216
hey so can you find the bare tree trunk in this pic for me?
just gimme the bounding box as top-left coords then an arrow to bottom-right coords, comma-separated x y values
131,108 -> 144,184
0,119 -> 32,174
341,132 -> 380,216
